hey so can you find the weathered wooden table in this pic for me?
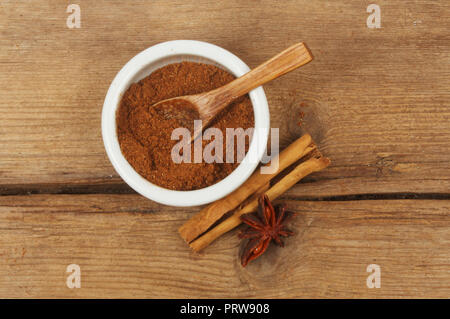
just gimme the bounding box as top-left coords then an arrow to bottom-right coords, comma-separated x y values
0,1 -> 448,298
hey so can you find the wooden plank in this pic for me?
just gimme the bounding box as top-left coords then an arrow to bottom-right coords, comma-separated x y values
0,194 -> 448,298
0,1 -> 449,196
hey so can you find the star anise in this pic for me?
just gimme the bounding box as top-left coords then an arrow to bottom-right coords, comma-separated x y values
239,194 -> 296,267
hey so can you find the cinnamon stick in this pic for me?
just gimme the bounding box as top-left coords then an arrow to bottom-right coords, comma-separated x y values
189,155 -> 331,252
179,134 -> 315,243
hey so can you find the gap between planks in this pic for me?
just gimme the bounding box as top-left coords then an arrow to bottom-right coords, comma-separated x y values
0,182 -> 449,201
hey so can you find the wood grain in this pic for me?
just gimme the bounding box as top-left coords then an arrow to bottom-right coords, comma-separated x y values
0,194 -> 448,298
0,0 -> 448,196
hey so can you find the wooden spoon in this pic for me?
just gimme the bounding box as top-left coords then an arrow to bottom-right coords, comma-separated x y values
152,42 -> 313,139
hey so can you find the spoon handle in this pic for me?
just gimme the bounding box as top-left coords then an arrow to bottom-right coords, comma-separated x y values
196,42 -> 313,125
200,43 -> 313,121
226,42 -> 312,98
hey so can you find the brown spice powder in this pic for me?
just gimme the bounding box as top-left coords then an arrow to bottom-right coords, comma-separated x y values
116,62 -> 254,191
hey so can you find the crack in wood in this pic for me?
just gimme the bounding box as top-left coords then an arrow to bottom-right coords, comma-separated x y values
0,184 -> 448,201
281,192 -> 450,201
0,183 -> 135,196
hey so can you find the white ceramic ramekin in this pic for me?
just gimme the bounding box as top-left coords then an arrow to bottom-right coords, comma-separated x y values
102,40 -> 269,206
